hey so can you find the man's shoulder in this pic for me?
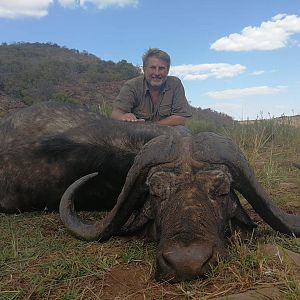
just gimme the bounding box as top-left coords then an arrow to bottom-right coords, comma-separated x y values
166,76 -> 183,87
167,75 -> 181,82
124,75 -> 144,86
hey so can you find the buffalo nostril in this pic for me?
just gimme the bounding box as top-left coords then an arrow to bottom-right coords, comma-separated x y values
158,243 -> 214,281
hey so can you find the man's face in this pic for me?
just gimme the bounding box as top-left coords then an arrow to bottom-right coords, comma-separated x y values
143,56 -> 169,89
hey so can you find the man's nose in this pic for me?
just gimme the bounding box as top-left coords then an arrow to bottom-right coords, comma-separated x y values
154,67 -> 160,75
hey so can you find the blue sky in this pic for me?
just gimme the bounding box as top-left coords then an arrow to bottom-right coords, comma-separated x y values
0,0 -> 299,120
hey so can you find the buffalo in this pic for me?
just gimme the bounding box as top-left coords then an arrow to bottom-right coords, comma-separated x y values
0,101 -> 299,282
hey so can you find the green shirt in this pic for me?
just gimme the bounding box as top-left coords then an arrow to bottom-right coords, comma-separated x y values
113,75 -> 191,121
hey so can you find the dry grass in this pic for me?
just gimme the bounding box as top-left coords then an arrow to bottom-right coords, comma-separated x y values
1,214 -> 299,299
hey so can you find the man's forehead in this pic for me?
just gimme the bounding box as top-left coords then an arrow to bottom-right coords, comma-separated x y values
146,56 -> 168,66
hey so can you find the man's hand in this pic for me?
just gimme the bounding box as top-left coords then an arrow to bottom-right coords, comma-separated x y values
121,113 -> 145,122
111,109 -> 145,122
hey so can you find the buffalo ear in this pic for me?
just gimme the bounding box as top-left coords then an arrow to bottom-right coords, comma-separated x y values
229,190 -> 257,231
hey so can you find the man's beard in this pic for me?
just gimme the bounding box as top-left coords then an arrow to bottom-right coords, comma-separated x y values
148,77 -> 166,88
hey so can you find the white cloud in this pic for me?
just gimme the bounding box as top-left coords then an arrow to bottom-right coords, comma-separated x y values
211,14 -> 300,51
58,0 -> 138,9
58,0 -> 76,8
251,70 -> 265,76
169,63 -> 246,81
0,0 -> 138,18
206,85 -> 287,99
0,0 -> 53,18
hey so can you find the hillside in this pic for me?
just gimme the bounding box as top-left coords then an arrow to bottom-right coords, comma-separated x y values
0,42 -> 233,126
0,42 -> 139,108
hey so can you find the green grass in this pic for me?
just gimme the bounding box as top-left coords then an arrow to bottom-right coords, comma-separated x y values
1,118 -> 300,299
93,101 -> 113,118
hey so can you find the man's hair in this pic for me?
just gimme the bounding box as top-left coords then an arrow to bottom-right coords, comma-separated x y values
142,48 -> 171,69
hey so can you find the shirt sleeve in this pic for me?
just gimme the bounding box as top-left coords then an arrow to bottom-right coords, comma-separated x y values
113,81 -> 136,113
171,79 -> 192,118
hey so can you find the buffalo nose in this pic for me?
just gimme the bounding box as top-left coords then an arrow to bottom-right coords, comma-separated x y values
156,243 -> 214,282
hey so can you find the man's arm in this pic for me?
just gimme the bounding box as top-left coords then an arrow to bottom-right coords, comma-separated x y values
157,115 -> 187,126
111,109 -> 145,122
111,77 -> 146,123
168,78 -> 191,124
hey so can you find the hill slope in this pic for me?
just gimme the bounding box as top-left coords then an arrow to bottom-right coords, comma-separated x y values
0,42 -> 140,107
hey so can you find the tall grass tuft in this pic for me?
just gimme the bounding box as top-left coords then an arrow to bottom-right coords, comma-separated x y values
222,118 -> 299,161
93,101 -> 113,118
220,118 -> 300,194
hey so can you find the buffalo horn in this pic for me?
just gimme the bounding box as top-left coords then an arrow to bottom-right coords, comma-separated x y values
193,132 -> 300,237
59,134 -> 180,241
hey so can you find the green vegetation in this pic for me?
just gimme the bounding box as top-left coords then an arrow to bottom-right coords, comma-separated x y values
222,118 -> 300,209
0,42 -> 140,106
1,118 -> 299,299
187,107 -> 234,132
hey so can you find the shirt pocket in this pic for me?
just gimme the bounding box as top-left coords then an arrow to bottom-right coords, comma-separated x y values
133,107 -> 152,120
158,103 -> 172,117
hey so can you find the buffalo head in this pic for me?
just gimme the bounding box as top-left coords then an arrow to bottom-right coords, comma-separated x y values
60,133 -> 300,282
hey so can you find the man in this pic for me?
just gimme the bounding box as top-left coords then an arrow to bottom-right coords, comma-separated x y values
111,48 -> 191,133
